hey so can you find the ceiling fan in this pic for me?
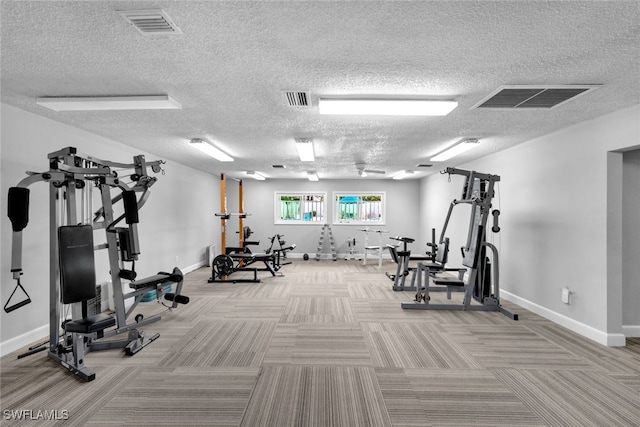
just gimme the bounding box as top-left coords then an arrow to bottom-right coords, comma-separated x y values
355,163 -> 385,177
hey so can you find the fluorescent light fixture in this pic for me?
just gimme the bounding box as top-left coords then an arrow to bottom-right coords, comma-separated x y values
307,171 -> 319,182
392,170 -> 415,180
295,138 -> 315,162
318,98 -> 457,116
246,171 -> 266,180
36,95 -> 181,111
430,138 -> 480,162
190,138 -> 234,162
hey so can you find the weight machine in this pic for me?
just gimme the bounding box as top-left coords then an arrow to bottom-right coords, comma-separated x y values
402,167 -> 517,320
4,147 -> 190,381
209,174 -> 279,283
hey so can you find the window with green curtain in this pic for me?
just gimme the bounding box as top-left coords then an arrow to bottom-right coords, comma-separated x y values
333,192 -> 385,225
275,192 -> 326,224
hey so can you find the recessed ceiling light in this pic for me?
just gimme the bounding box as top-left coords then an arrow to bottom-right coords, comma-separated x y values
295,138 -> 315,162
189,138 -> 233,162
392,170 -> 415,180
36,95 -> 181,111
430,138 -> 479,162
245,171 -> 266,180
318,98 -> 457,116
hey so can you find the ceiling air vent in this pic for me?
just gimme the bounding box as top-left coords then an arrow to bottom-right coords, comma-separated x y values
472,85 -> 600,110
118,9 -> 182,35
272,164 -> 286,169
283,91 -> 310,107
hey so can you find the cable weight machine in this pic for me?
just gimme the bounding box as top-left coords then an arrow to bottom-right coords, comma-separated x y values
4,147 -> 190,381
402,167 -> 517,320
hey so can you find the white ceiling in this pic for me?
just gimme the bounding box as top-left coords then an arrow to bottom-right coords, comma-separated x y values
1,1 -> 639,180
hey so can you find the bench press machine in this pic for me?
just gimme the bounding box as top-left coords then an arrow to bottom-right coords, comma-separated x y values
5,147 -> 190,381
402,167 -> 517,320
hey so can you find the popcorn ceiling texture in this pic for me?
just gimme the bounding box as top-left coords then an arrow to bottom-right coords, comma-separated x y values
1,1 -> 638,179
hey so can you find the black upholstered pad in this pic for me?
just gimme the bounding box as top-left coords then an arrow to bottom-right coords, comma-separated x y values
250,253 -> 275,260
58,225 -> 96,304
432,277 -> 465,286
129,272 -> 182,290
64,313 -> 115,334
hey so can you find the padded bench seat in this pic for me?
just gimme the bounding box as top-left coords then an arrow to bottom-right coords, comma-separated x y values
228,253 -> 255,259
64,313 -> 116,334
432,277 -> 465,286
250,253 -> 275,260
129,272 -> 183,290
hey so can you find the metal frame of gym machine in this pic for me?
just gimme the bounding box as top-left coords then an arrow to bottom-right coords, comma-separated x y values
5,147 -> 190,381
401,167 -> 518,320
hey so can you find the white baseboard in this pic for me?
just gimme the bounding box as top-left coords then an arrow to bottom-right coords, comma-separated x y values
622,325 -> 640,337
182,260 -> 206,274
0,324 -> 48,357
501,291 -> 626,347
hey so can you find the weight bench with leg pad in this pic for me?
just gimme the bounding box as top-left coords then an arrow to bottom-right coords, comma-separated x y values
209,252 -> 280,283
124,268 -> 190,325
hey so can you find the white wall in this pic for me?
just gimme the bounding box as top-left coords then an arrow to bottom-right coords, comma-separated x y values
420,104 -> 640,345
0,104 -> 218,355
235,179 -> 422,258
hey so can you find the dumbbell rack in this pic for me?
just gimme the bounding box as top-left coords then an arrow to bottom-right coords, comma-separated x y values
315,224 -> 337,261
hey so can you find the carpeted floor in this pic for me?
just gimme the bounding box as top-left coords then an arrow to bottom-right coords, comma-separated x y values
1,260 -> 640,426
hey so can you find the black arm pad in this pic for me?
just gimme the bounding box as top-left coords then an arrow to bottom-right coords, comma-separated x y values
8,187 -> 30,232
122,190 -> 139,224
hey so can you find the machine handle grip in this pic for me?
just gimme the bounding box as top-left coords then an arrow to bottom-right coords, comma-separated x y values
492,210 -> 501,233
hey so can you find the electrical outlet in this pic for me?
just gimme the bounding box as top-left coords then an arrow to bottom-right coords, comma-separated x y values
175,255 -> 179,263
562,288 -> 571,304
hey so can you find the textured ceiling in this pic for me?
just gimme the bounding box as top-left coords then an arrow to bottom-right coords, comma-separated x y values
1,1 -> 639,180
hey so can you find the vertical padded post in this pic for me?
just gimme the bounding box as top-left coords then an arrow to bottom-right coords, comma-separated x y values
122,190 -> 139,224
8,187 -> 30,232
58,225 -> 96,304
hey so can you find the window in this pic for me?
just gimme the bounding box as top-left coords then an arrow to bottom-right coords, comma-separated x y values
333,192 -> 385,225
275,192 -> 326,224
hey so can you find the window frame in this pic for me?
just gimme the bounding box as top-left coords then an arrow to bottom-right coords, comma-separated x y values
274,191 -> 328,225
332,191 -> 386,225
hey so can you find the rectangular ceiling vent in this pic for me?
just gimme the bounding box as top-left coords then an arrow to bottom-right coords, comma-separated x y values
472,85 -> 600,110
118,9 -> 182,35
283,91 -> 310,107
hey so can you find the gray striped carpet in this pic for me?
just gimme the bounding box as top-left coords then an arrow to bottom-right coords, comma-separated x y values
2,260 -> 640,426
